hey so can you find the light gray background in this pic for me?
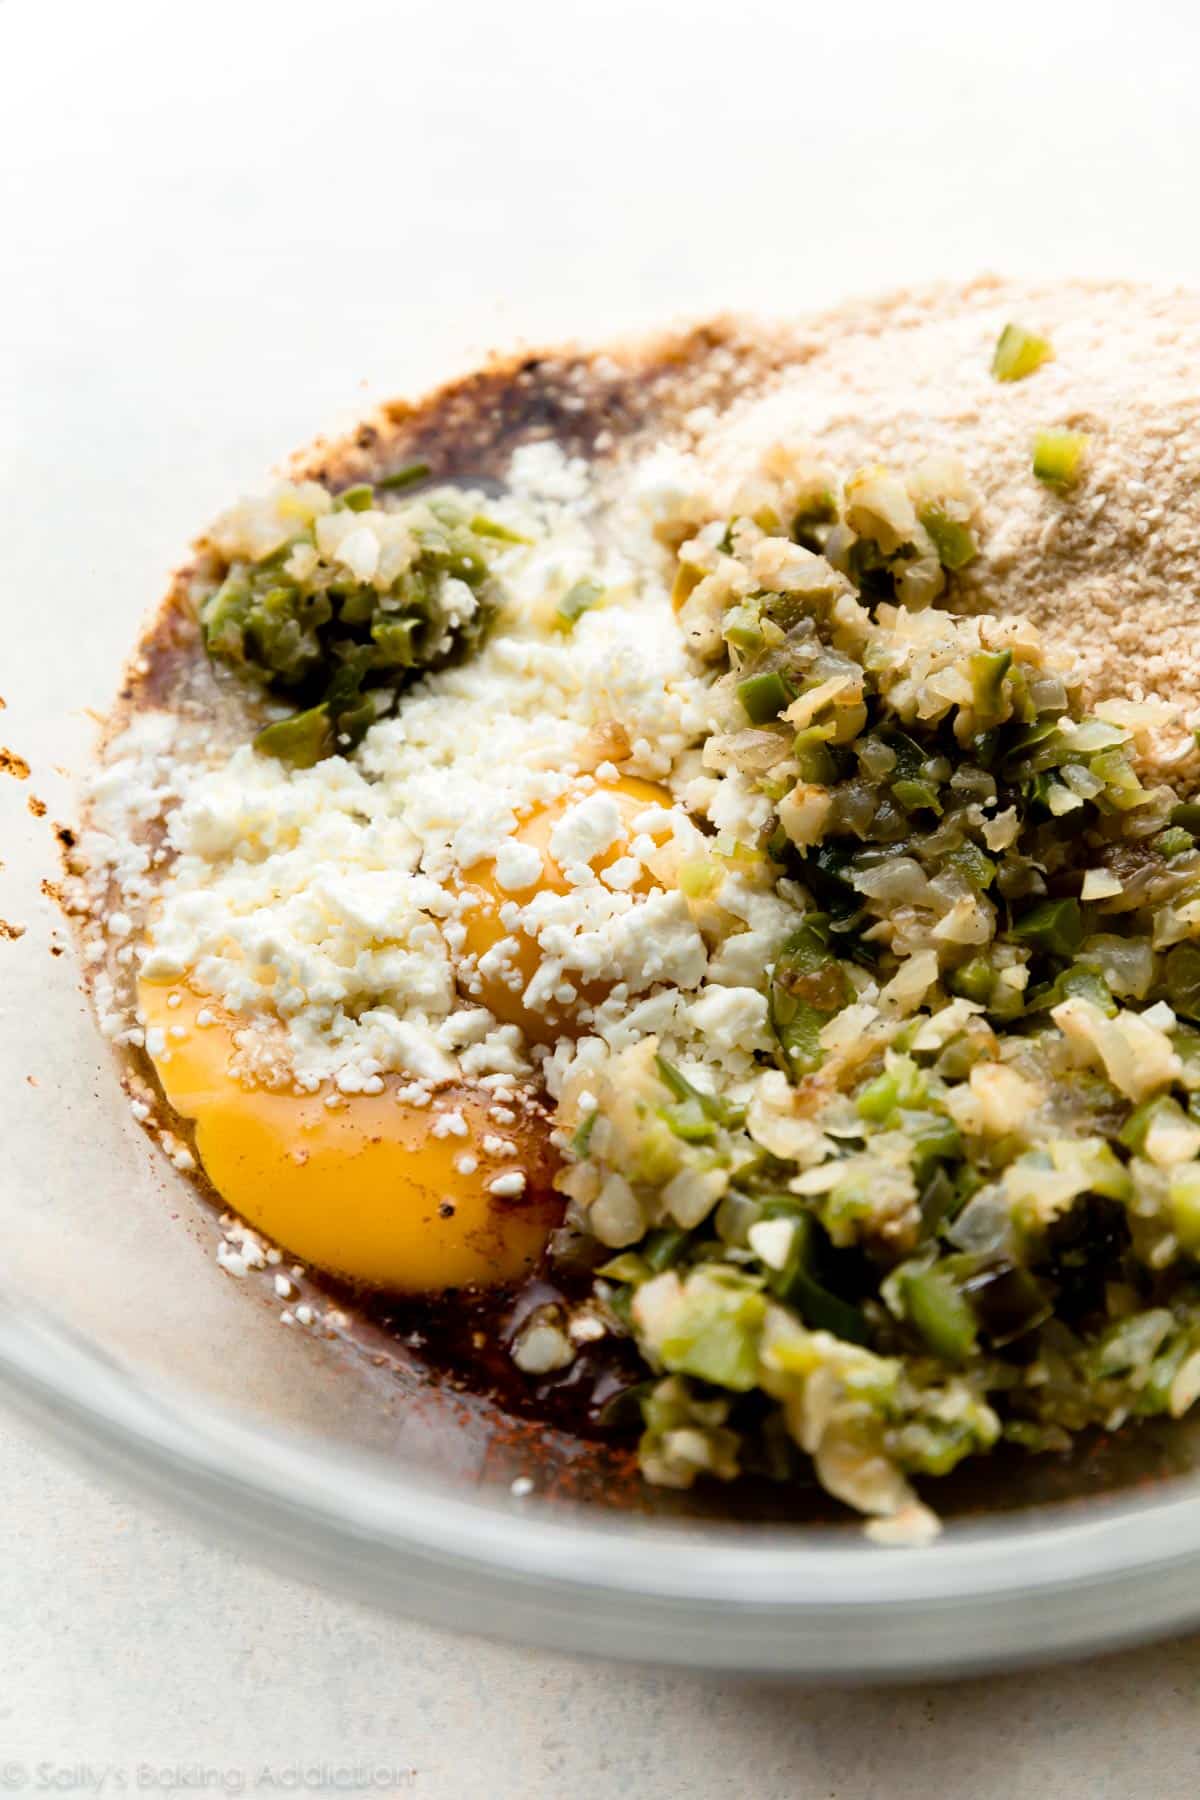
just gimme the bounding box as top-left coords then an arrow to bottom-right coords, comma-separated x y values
9,1403 -> 1200,1798
6,0 -> 1200,1791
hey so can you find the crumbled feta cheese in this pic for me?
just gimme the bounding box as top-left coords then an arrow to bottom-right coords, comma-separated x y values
493,840 -> 544,892
599,856 -> 640,892
685,984 -> 770,1054
549,792 -> 625,867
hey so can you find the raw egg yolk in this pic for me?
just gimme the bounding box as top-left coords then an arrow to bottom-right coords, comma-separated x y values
137,981 -> 560,1293
455,775 -> 675,1042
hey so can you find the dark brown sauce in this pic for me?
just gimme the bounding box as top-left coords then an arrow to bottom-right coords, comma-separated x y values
304,1247 -> 1200,1527
343,1262 -> 647,1444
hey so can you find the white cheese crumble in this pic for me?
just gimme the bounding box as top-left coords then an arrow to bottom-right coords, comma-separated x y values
548,792 -> 624,868
80,440 -> 814,1152
215,1219 -> 269,1278
493,840 -> 544,892
91,448 -> 712,1098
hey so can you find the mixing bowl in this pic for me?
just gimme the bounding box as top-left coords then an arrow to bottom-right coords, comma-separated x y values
6,330 -> 1200,1679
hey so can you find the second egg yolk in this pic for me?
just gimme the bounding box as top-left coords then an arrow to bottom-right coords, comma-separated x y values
138,981 -> 561,1293
454,775 -> 676,1041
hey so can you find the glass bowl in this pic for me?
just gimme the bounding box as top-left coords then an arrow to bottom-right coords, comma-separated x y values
6,346 -> 1200,1682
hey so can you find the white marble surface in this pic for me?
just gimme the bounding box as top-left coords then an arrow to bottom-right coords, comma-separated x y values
9,0 -> 1200,1787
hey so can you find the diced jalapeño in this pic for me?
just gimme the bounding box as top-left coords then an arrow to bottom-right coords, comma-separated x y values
1033,430 -> 1089,489
992,323 -> 1053,382
737,671 -> 792,724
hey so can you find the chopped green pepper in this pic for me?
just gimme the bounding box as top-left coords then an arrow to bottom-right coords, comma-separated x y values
949,957 -> 997,1007
571,1110 -> 597,1158
377,461 -> 431,491
1168,1167 -> 1200,1254
945,840 -> 997,891
959,1259 -> 1052,1346
793,728 -> 837,786
656,1275 -> 767,1391
768,916 -> 850,1080
1011,897 -> 1084,958
761,1207 -> 870,1343
253,704 -> 334,769
655,1054 -> 742,1129
918,504 -> 978,571
470,514 -> 532,545
722,605 -> 765,653
992,323 -> 1054,382
901,1265 -> 978,1363
555,578 -> 604,630
1166,944 -> 1200,1021
203,480 -> 503,763
791,492 -> 838,544
661,1097 -> 718,1142
892,777 -> 943,815
1155,827 -> 1195,860
737,670 -> 792,724
1033,430 -> 1090,489
902,1110 -> 965,1189
1120,1094 -> 1191,1155
856,1056 -> 927,1122
967,649 -> 1013,727
643,1227 -> 691,1273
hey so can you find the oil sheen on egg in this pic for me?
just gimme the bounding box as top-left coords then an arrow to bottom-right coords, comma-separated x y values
455,775 -> 675,1040
137,982 -> 560,1293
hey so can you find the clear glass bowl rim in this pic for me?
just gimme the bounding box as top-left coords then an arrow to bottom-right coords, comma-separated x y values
5,1283 -> 1200,1679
